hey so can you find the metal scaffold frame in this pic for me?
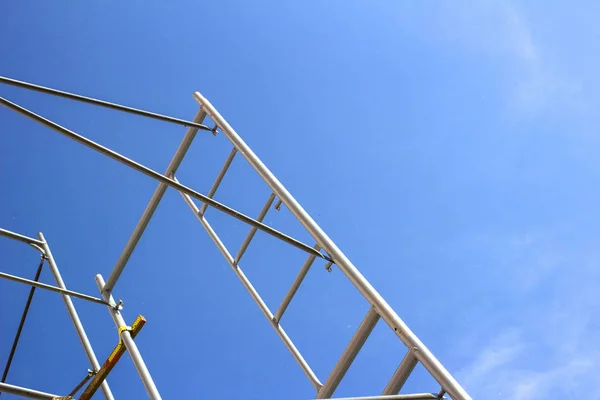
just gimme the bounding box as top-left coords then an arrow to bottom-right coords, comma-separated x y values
0,76 -> 472,400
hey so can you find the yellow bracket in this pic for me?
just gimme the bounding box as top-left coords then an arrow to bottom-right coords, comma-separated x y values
75,315 -> 146,400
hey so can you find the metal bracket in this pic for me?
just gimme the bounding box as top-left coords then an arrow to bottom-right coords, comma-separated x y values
113,299 -> 124,311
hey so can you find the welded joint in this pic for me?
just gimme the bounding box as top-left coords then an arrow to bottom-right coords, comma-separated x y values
30,243 -> 47,256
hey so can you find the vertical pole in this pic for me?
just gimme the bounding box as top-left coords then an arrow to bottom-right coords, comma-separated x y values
95,274 -> 162,400
37,233 -> 114,400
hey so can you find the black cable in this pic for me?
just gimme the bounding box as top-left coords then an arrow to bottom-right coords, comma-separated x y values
0,255 -> 45,389
68,370 -> 95,397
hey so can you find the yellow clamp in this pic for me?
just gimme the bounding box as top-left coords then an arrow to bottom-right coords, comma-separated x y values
118,324 -> 132,337
119,315 -> 146,340
108,316 -> 146,362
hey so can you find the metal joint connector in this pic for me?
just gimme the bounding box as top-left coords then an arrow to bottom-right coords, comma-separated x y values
325,261 -> 334,273
113,299 -> 124,311
274,199 -> 283,211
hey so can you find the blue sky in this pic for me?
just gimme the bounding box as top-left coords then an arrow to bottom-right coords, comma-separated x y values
1,1 -> 599,399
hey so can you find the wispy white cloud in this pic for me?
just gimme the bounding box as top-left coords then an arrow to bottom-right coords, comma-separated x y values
460,327 -> 597,399
396,1 -> 582,114
455,231 -> 600,399
498,3 -> 582,112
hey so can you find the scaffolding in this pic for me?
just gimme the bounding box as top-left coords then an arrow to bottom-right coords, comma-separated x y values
0,76 -> 472,400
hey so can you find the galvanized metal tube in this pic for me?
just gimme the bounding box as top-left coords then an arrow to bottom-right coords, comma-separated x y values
0,76 -> 211,130
0,227 -> 44,247
199,147 -> 237,215
103,108 -> 207,294
0,382 -> 58,400
273,245 -> 320,323
95,274 -> 162,400
194,92 -> 471,400
382,351 -> 418,395
0,271 -> 108,306
38,233 -> 114,400
328,394 -> 438,400
234,192 -> 276,264
317,307 -> 380,398
0,96 -> 324,261
178,186 -> 323,392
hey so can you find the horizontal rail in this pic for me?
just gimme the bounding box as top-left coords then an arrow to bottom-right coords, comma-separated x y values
382,351 -> 418,395
0,382 -> 58,400
273,244 -> 320,323
317,307 -> 380,398
328,394 -> 438,400
178,186 -> 323,392
104,108 -> 207,293
0,227 -> 44,247
0,96 -> 326,262
234,192 -> 276,265
199,147 -> 237,215
0,75 -> 211,131
0,271 -> 109,306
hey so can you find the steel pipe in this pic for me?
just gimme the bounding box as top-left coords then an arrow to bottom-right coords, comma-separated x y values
199,147 -> 237,215
0,382 -> 58,400
0,76 -> 211,130
0,227 -> 44,247
96,274 -> 162,400
104,108 -> 207,293
328,394 -> 438,400
273,244 -> 320,323
0,271 -> 108,305
382,351 -> 418,395
234,192 -> 276,264
194,92 -> 471,400
38,233 -> 114,400
317,307 -> 380,398
178,185 -> 323,392
0,96 -> 324,262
